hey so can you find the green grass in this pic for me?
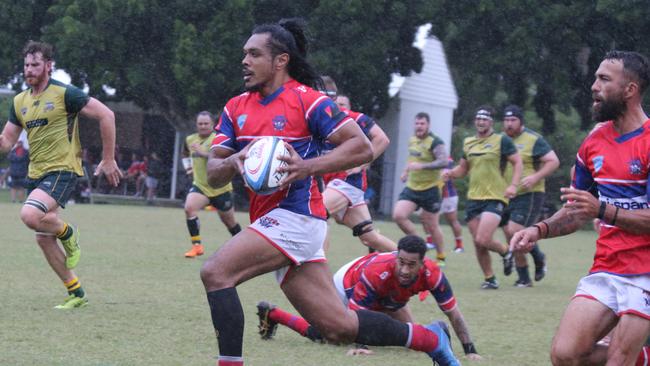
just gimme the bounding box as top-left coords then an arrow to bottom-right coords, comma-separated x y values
0,200 -> 598,366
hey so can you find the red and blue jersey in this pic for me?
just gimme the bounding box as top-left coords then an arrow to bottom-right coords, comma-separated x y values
322,108 -> 375,190
573,120 -> 650,275
212,79 -> 352,222
342,252 -> 457,313
442,159 -> 457,198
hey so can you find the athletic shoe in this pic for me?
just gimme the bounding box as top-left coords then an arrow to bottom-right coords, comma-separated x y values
534,252 -> 547,282
256,301 -> 278,340
480,278 -> 499,290
184,244 -> 204,258
503,251 -> 514,276
453,247 -> 464,253
425,321 -> 460,366
54,295 -> 88,309
514,279 -> 533,288
60,226 -> 80,269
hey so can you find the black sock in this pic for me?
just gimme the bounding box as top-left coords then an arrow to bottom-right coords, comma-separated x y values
530,244 -> 544,264
485,275 -> 497,283
305,326 -> 324,342
516,266 -> 530,282
228,223 -> 242,236
206,288 -> 244,358
354,309 -> 409,346
187,217 -> 201,243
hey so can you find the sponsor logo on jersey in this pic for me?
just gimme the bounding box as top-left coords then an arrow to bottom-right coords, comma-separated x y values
593,155 -> 604,173
237,114 -> 247,129
272,115 -> 287,131
258,216 -> 279,228
44,101 -> 55,112
483,143 -> 493,149
25,118 -> 49,129
21,107 -> 27,116
296,85 -> 307,93
516,143 -> 525,150
628,159 -> 643,175
602,196 -> 650,210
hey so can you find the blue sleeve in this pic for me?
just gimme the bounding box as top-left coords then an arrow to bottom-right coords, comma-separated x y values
213,110 -> 237,151
431,274 -> 456,311
307,97 -> 349,141
356,114 -> 375,137
573,158 -> 598,196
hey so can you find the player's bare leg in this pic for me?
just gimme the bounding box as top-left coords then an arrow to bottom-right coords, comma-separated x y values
323,188 -> 350,215
443,210 -> 464,251
392,200 -> 418,235
217,207 -> 238,230
421,210 -> 445,262
20,189 -> 66,234
342,204 -> 397,252
551,297 -> 617,365
606,314 -> 650,366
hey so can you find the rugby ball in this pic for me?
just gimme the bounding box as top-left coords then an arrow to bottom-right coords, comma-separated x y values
244,136 -> 289,195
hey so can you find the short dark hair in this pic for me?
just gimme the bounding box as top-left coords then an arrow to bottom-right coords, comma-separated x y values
415,112 -> 430,123
397,235 -> 427,260
22,41 -> 54,61
196,111 -> 214,122
252,18 -> 323,91
604,50 -> 650,94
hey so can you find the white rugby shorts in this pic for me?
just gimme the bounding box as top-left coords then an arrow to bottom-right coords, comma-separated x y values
327,179 -> 366,208
440,196 -> 459,214
332,257 -> 361,307
249,208 -> 327,284
574,272 -> 650,319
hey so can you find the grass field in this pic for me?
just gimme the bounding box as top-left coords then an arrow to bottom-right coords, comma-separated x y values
0,198 -> 598,366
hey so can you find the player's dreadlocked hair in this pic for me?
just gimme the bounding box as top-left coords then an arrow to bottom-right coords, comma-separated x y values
252,18 -> 324,91
397,235 -> 427,260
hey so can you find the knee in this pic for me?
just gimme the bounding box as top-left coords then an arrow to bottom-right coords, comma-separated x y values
550,342 -> 583,366
392,211 -> 406,223
20,209 -> 42,231
200,259 -> 232,290
474,235 -> 489,247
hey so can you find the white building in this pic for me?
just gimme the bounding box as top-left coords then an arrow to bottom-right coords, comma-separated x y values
377,35 -> 458,215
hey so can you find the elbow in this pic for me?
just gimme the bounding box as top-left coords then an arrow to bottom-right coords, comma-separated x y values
360,139 -> 373,164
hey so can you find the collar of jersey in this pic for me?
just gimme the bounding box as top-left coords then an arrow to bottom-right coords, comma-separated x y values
258,85 -> 285,106
613,120 -> 649,143
29,79 -> 53,96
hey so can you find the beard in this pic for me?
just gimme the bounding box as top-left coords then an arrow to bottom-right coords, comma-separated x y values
592,95 -> 627,122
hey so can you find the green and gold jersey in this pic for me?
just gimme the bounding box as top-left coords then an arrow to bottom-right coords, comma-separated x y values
185,132 -> 232,197
504,127 -> 552,194
8,79 -> 89,179
463,133 -> 517,203
406,132 -> 445,191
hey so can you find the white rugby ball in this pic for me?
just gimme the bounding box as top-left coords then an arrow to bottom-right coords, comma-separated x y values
244,136 -> 289,195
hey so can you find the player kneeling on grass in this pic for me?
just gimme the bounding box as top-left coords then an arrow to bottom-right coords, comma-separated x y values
257,235 -> 481,361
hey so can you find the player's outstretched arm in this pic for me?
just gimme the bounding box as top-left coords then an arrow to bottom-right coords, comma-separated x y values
207,146 -> 241,189
0,122 -> 22,153
81,97 -> 122,187
445,307 -> 482,361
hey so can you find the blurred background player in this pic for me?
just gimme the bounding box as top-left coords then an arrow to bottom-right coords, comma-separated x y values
500,104 -> 559,287
392,112 -> 449,265
256,235 -> 481,361
3,139 -> 30,203
0,41 -> 122,309
438,157 -> 464,253
320,76 -> 395,253
511,50 -> 650,365
443,106 -> 521,289
202,19 -> 458,366
182,111 -> 241,258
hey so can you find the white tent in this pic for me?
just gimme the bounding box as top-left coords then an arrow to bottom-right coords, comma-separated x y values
377,35 -> 458,215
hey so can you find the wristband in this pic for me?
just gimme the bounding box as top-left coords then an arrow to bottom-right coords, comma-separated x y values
533,224 -> 543,238
611,206 -> 620,226
462,342 -> 477,355
597,201 -> 606,220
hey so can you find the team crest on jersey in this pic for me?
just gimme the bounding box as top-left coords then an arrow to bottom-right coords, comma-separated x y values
258,216 -> 279,228
379,271 -> 389,280
20,107 -> 27,115
296,85 -> 307,92
592,155 -> 604,173
44,101 -> 55,111
483,143 -> 493,149
516,144 -> 525,150
237,114 -> 247,129
272,115 -> 287,131
628,159 -> 643,175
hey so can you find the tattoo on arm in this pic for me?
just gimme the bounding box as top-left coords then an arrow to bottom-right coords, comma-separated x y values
543,208 -> 588,238
449,310 -> 472,344
423,145 -> 448,169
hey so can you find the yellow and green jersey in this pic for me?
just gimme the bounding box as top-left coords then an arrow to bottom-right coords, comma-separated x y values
185,132 -> 232,197
8,79 -> 89,179
463,133 -> 517,203
504,127 -> 553,194
406,132 -> 445,191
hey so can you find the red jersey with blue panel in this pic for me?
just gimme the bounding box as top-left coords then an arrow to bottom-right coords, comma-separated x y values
573,120 -> 650,275
212,79 -> 352,222
342,252 -> 457,313
322,108 -> 375,190
442,159 -> 458,199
